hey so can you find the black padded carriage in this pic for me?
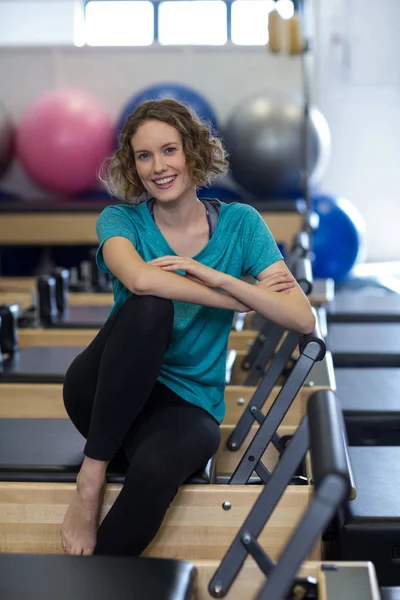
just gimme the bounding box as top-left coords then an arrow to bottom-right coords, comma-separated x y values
335,368 -> 400,445
0,347 -> 234,386
338,446 -> 400,587
0,554 -> 196,600
327,293 -> 400,323
0,347 -> 83,383
328,323 -> 400,367
313,389 -> 400,587
0,418 -> 216,484
45,305 -> 111,329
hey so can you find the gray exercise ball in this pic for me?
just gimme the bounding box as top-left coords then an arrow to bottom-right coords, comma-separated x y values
224,93 -> 331,198
0,103 -> 15,178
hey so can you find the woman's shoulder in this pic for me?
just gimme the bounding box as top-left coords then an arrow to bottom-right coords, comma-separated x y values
218,200 -> 261,223
98,201 -> 142,216
97,201 -> 146,223
96,202 -> 147,238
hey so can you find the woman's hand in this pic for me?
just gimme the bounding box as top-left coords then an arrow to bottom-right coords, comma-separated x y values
232,271 -> 295,312
148,256 -> 226,289
257,270 -> 296,294
148,256 -> 252,312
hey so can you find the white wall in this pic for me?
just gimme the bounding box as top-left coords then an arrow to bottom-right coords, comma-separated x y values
314,0 -> 400,261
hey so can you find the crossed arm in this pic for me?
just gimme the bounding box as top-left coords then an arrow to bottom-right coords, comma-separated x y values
219,262 -> 315,334
146,256 -> 315,335
102,237 -> 315,335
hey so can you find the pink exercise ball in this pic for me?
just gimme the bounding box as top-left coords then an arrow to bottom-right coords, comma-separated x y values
16,89 -> 113,194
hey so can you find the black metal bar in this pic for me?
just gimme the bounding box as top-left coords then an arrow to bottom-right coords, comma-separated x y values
227,331 -> 300,451
242,325 -> 283,382
257,391 -> 351,600
255,461 -> 272,485
37,276 -> 58,326
0,304 -> 19,355
208,417 -> 309,598
292,231 -> 310,255
251,407 -> 265,425
229,341 -> 321,484
244,256 -> 314,380
295,257 -> 313,296
241,324 -> 271,370
308,390 -> 356,498
271,432 -> 284,456
257,474 -> 349,600
307,390 -> 349,488
52,268 -> 69,314
210,387 -> 350,599
243,537 -> 275,577
299,0 -> 312,214
0,315 -> 3,365
251,314 -> 275,335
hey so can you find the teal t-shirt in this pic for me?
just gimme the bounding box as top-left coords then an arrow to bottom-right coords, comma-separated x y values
96,199 -> 283,423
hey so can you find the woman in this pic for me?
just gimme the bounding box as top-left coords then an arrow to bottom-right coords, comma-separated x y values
61,98 -> 315,556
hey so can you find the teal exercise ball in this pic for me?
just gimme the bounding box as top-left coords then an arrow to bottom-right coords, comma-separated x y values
312,194 -> 366,283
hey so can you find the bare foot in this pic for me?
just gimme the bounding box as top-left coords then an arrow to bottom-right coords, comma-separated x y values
61,466 -> 106,555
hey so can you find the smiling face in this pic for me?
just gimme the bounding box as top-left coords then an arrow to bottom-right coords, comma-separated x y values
131,119 -> 195,204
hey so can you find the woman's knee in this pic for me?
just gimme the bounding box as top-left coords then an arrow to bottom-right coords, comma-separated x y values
63,355 -> 83,411
128,417 -> 220,485
117,295 -> 174,336
195,417 -> 221,465
62,357 -> 93,436
63,349 -> 97,421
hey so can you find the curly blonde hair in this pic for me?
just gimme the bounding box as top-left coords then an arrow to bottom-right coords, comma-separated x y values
98,98 -> 229,204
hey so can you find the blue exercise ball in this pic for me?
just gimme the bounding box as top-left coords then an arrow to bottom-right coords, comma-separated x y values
197,185 -> 242,203
311,194 -> 366,283
116,83 -> 219,142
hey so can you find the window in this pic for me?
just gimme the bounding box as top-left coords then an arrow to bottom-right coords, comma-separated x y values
159,1 -> 227,45
275,0 -> 295,20
0,1 -> 74,46
83,0 -> 295,46
231,0 -> 275,46
85,1 -> 154,46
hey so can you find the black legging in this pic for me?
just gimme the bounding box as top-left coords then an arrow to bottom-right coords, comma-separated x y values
63,294 -> 221,556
